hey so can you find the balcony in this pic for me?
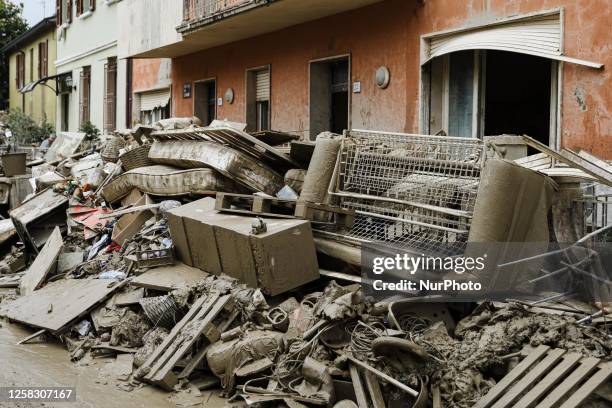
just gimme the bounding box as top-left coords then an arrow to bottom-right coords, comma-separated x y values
122,0 -> 383,58
181,0 -> 264,27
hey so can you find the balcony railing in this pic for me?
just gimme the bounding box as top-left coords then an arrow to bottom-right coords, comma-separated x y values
183,0 -> 256,23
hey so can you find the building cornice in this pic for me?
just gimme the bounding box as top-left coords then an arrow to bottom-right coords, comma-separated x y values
55,40 -> 117,68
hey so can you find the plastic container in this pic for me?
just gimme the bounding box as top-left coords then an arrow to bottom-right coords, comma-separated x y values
1,153 -> 27,176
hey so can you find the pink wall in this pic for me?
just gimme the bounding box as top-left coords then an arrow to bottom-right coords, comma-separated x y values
170,0 -> 611,157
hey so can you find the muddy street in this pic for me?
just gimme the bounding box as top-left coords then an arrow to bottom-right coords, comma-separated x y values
0,320 -> 224,408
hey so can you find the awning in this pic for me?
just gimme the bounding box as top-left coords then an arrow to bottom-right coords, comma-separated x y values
422,12 -> 603,68
19,72 -> 69,94
139,88 -> 171,111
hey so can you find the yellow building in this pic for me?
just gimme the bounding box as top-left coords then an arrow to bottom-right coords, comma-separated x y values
3,16 -> 57,126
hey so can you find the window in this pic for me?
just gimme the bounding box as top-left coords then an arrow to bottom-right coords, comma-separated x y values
246,67 -> 270,132
104,57 -> 117,133
424,50 -> 555,146
16,53 -> 25,89
38,41 -> 48,78
80,66 -> 91,126
76,0 -> 96,16
56,0 -> 72,25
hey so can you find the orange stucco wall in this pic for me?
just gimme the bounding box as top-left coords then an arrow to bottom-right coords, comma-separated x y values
170,0 -> 611,158
133,58 -> 171,93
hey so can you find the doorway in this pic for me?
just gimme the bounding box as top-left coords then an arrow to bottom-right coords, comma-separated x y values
309,56 -> 350,139
484,51 -> 552,145
61,93 -> 70,131
425,50 -> 555,145
194,79 -> 216,126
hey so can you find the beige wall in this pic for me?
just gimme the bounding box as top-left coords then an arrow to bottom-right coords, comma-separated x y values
7,29 -> 57,126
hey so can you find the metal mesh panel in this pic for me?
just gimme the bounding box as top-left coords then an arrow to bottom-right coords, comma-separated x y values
333,130 -> 485,254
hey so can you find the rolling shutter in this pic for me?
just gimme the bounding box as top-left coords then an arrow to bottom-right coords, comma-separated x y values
140,88 -> 171,111
423,12 -> 602,68
255,69 -> 270,101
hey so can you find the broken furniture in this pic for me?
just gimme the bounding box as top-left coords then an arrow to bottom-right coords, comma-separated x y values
167,198 -> 320,295
138,291 -> 237,390
9,188 -> 69,253
0,174 -> 34,209
101,165 -> 241,203
315,130 -> 555,270
44,132 -> 87,163
475,345 -> 612,408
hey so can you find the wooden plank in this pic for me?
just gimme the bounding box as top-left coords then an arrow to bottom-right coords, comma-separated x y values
492,348 -> 566,408
558,364 -> 612,408
363,370 -> 386,408
474,345 -> 550,408
19,226 -> 63,295
535,357 -> 600,408
516,352 -> 583,407
0,278 -> 123,333
349,364 -> 369,408
138,294 -> 212,374
16,329 -> 46,345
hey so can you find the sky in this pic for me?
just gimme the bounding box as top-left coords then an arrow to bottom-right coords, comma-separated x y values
10,0 -> 56,26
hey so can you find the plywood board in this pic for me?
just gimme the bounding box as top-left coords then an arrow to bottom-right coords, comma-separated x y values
1,278 -> 124,333
19,227 -> 63,295
130,263 -> 210,291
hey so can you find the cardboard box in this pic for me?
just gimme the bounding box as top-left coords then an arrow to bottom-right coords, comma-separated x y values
167,198 -> 319,295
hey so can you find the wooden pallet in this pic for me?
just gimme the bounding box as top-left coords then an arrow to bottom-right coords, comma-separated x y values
215,193 -> 297,219
216,193 -> 355,228
474,345 -> 612,408
139,292 -> 237,390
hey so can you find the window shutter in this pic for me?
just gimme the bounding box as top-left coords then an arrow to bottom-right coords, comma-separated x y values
255,69 -> 270,101
76,0 -> 82,16
67,0 -> 73,23
104,59 -> 117,133
90,0 -> 95,11
38,43 -> 42,78
56,0 -> 61,25
43,41 -> 48,77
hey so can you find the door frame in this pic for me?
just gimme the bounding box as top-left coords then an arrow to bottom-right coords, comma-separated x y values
193,77 -> 217,125
308,53 -> 352,140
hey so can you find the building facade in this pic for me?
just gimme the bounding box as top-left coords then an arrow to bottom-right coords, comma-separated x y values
120,0 -> 611,159
55,0 -> 127,133
3,16 -> 57,126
